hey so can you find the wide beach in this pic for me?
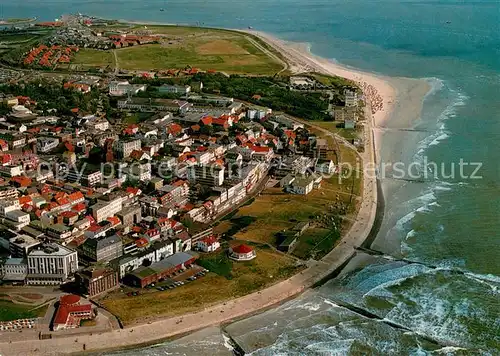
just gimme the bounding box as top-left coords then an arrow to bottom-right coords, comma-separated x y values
0,30 -> 430,356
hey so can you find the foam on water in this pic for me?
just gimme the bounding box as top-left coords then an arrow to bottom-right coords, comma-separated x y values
423,77 -> 445,100
283,301 -> 322,312
323,299 -> 341,308
428,133 -> 450,147
412,85 -> 469,167
222,334 -> 234,351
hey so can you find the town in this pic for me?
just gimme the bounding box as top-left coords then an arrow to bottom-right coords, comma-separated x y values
0,15 -> 367,339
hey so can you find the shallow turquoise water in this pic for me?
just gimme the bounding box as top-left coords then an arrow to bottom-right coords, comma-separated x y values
2,0 -> 499,353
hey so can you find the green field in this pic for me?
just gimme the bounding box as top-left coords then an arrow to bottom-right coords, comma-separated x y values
312,120 -> 363,141
0,300 -> 48,321
72,48 -> 114,68
292,227 -> 340,260
113,27 -> 283,75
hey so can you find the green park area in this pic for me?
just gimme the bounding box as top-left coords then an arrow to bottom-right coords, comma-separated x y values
117,43 -> 280,75
0,293 -> 48,321
71,48 -> 114,69
77,25 -> 281,75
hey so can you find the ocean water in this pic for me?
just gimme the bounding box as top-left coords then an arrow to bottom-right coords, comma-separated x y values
2,0 -> 499,354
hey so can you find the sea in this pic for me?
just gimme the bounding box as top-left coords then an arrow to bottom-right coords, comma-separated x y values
1,0 -> 499,354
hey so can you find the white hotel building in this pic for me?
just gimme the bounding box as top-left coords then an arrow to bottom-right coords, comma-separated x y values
27,243 -> 78,285
91,196 -> 124,223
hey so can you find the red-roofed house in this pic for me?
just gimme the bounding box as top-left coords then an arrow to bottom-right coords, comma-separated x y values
59,210 -> 79,225
107,216 -> 121,227
19,196 -> 33,206
167,123 -> 183,136
195,236 -> 220,252
212,117 -> 230,129
68,191 -> 85,205
229,244 -> 256,261
52,294 -> 94,331
64,141 -> 75,152
10,176 -> 32,187
72,203 -> 86,213
135,237 -> 149,248
129,149 -> 150,161
0,139 -> 8,151
200,116 -> 213,126
144,228 -> 160,242
250,145 -> 274,162
126,186 -> 142,198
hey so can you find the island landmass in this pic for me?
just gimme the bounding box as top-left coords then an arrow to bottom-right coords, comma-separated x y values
0,14 -> 419,355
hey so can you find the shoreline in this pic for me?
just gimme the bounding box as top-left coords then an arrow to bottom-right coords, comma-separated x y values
0,27 -> 427,356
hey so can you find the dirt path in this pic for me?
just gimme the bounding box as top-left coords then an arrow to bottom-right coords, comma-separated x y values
243,35 -> 288,75
113,49 -> 119,74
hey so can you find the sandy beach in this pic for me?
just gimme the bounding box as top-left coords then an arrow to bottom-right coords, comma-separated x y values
0,31 -> 430,356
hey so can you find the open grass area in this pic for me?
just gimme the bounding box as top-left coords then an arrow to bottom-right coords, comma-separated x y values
292,227 -> 340,260
115,28 -> 282,75
0,300 -> 48,321
123,112 -> 154,124
312,120 -> 362,141
221,168 -> 360,247
100,246 -> 300,325
72,48 -> 114,68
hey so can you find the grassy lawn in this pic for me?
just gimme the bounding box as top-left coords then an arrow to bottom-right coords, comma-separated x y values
0,300 -> 48,321
0,33 -> 37,43
80,319 -> 97,327
311,72 -> 356,87
100,246 -> 300,325
292,227 -> 340,260
223,169 -> 360,247
312,121 -> 361,141
115,28 -> 282,75
72,48 -> 114,68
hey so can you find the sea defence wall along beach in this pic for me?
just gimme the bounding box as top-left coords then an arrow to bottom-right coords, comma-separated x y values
0,30 -> 431,356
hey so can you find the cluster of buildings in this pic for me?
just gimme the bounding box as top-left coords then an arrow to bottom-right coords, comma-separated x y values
0,69 -> 340,299
23,44 -> 79,67
49,21 -> 162,51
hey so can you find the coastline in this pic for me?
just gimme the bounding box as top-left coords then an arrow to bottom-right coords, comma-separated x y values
0,29 -> 428,356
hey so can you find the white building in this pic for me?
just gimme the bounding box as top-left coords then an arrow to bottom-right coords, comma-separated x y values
187,164 -> 225,187
315,159 -> 335,175
195,236 -> 220,252
0,165 -> 23,177
115,139 -> 141,159
27,243 -> 78,285
344,89 -> 358,107
85,119 -> 109,132
37,137 -> 60,153
91,196 -> 124,223
158,84 -> 191,95
125,162 -> 152,182
0,258 -> 27,281
5,210 -> 30,227
0,199 -> 21,216
66,167 -> 102,187
229,244 -> 256,261
109,81 -> 146,96
289,176 -> 315,195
